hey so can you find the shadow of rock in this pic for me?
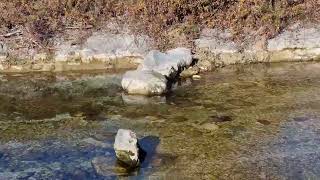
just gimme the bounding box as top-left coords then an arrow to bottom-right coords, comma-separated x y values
92,135 -> 161,178
122,94 -> 166,105
138,136 -> 161,168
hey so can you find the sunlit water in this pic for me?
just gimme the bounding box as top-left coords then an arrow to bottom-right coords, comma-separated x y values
0,62 -> 320,179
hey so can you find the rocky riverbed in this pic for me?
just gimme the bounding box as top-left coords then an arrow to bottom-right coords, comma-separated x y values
0,62 -> 320,179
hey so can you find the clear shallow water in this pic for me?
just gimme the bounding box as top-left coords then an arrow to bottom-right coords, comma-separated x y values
0,62 -> 320,179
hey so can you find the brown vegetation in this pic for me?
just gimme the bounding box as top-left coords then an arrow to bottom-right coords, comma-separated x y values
0,0 -> 319,49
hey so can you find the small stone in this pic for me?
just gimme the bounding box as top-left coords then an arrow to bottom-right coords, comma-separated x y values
257,119 -> 271,125
180,66 -> 200,78
31,64 -> 43,70
114,129 -> 140,167
197,59 -> 214,72
10,65 -> 23,71
33,53 -> 47,61
200,123 -> 219,131
0,64 -> 5,71
192,75 -> 201,80
210,115 -> 233,123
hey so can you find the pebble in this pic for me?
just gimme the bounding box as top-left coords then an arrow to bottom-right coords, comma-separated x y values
192,75 -> 201,80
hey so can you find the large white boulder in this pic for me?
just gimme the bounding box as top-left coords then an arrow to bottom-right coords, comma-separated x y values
121,70 -> 167,95
139,48 -> 192,77
114,129 -> 140,167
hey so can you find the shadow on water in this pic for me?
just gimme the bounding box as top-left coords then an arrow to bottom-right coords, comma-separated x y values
0,136 -> 170,179
2,62 -> 320,178
113,136 -> 161,176
138,136 -> 160,168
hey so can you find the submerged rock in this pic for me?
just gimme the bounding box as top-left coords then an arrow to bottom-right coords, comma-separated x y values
121,70 -> 167,95
92,156 -> 131,176
139,48 -> 192,78
121,94 -> 166,105
180,66 -> 200,78
114,129 -> 140,167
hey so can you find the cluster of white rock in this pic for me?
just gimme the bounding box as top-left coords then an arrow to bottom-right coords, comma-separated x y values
195,24 -> 320,70
121,48 -> 192,95
54,32 -> 152,63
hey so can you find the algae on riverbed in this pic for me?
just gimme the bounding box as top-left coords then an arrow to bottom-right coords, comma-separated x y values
0,62 -> 320,179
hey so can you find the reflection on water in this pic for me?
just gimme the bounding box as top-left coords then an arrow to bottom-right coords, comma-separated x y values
0,62 -> 320,179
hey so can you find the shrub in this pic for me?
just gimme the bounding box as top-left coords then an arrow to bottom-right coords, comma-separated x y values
0,0 -> 318,49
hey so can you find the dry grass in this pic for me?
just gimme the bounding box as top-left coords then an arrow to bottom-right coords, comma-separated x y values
0,0 -> 319,49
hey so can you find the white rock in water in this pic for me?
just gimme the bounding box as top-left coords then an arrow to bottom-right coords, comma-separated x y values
121,70 -> 167,95
139,48 -> 192,77
114,129 -> 140,167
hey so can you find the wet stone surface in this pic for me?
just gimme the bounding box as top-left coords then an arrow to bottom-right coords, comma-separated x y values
0,62 -> 320,179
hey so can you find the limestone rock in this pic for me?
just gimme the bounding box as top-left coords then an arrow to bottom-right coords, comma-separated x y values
267,24 -> 320,61
195,28 -> 239,54
0,42 -> 8,60
139,48 -> 192,77
54,42 -> 80,62
33,53 -> 48,61
54,31 -> 152,63
268,24 -> 320,51
121,70 -> 167,95
114,129 -> 140,167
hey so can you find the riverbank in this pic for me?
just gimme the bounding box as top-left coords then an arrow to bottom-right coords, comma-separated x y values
1,1 -> 319,73
0,21 -> 319,73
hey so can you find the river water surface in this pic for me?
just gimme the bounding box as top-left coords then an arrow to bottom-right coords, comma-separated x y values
0,62 -> 320,179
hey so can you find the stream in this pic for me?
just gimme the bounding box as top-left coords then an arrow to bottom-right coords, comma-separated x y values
0,62 -> 320,179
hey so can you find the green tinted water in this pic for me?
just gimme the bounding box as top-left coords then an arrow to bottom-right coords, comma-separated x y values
0,62 -> 320,179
